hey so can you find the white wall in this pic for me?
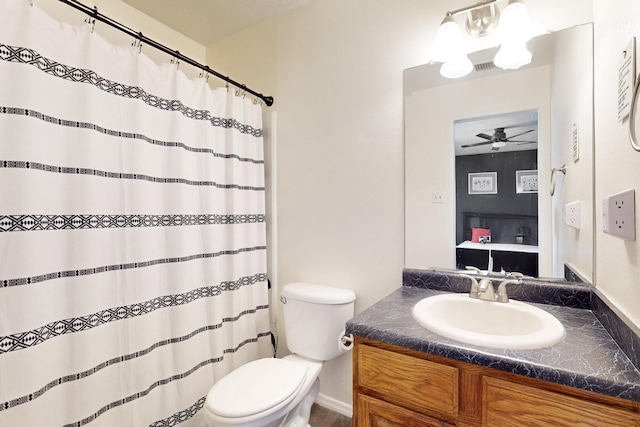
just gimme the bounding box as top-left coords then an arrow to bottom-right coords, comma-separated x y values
550,24 -> 594,280
206,0 -> 627,411
33,0 -> 640,413
208,0 -> 435,407
36,0 -> 206,75
405,67 -> 552,274
593,0 -> 640,327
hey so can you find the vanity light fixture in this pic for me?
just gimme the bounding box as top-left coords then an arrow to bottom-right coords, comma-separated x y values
432,14 -> 474,78
493,0 -> 532,69
431,0 -> 533,78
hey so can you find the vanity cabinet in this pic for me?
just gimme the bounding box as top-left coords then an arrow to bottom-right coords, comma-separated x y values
455,247 -> 538,277
353,337 -> 640,427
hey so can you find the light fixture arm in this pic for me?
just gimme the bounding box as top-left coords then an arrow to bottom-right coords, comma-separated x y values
431,0 -> 531,78
445,0 -> 499,18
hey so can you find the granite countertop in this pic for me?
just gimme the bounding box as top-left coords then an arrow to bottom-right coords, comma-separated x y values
346,284 -> 640,403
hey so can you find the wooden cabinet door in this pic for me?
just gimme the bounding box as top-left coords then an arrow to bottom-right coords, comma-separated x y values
356,394 -> 456,427
357,344 -> 459,418
483,377 -> 640,427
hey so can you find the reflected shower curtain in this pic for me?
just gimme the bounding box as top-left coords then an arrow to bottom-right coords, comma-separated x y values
0,1 -> 272,426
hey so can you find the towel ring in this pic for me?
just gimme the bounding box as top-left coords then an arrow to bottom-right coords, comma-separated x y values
550,165 -> 566,196
630,71 -> 640,151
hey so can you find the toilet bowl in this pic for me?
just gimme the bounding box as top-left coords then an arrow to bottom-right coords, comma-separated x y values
203,355 -> 321,427
202,283 -> 356,427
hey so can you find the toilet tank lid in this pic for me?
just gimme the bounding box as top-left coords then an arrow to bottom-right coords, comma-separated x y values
281,283 -> 356,304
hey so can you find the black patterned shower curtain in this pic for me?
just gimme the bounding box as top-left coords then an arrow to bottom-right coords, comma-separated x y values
0,1 -> 272,425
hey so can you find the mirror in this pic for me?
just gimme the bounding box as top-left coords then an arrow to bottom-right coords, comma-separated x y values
404,23 -> 594,283
455,110 -> 539,277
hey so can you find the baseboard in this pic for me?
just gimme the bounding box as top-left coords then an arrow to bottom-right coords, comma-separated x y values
315,393 -> 353,418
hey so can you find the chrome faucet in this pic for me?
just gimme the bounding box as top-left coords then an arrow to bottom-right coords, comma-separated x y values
460,274 -> 521,303
475,277 -> 497,301
496,279 -> 521,303
464,254 -> 494,276
461,274 -> 496,301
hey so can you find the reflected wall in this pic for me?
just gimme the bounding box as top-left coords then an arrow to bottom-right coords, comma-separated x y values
404,24 -> 593,282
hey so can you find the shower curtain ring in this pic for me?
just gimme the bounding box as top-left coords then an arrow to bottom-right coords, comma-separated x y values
131,39 -> 142,53
90,6 -> 97,33
137,32 -> 143,53
172,51 -> 180,70
85,18 -> 96,33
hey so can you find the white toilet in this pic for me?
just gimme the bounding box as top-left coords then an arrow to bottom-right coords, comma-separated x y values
203,282 -> 356,427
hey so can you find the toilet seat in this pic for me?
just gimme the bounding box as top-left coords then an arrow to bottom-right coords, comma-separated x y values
206,358 -> 308,418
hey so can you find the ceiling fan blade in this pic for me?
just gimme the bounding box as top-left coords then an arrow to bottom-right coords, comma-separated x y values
501,121 -> 537,130
476,133 -> 494,140
505,129 -> 534,140
508,140 -> 536,143
461,140 -> 494,148
516,141 -> 537,145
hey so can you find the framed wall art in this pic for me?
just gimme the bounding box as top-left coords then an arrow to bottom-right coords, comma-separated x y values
516,170 -> 538,193
468,172 -> 497,195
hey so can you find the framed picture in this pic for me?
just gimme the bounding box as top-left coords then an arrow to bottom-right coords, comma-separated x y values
516,170 -> 538,193
468,172 -> 497,194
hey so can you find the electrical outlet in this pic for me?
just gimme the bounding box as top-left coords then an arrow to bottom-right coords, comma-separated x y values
603,189 -> 636,240
432,192 -> 444,204
565,201 -> 580,229
609,189 -> 634,215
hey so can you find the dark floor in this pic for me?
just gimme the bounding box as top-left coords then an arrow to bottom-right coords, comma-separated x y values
309,403 -> 352,427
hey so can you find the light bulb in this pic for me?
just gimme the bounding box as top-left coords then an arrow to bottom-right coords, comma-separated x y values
492,141 -> 507,148
493,41 -> 532,70
431,15 -> 463,63
499,0 -> 532,42
440,54 -> 473,78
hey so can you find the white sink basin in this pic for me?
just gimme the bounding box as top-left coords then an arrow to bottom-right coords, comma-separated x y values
412,293 -> 565,350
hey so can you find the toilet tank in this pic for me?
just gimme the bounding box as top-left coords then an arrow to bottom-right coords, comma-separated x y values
281,283 -> 356,361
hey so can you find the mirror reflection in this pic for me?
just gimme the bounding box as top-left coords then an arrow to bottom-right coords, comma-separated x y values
455,110 -> 539,277
404,23 -> 593,283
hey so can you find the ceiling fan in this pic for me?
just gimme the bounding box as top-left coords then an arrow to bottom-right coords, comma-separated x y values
461,127 -> 536,150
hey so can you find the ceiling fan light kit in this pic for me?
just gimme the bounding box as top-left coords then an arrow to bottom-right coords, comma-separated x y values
492,140 -> 508,148
431,0 -> 533,78
460,127 -> 536,151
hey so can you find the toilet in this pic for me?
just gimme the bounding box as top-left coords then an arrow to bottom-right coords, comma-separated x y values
202,282 -> 356,427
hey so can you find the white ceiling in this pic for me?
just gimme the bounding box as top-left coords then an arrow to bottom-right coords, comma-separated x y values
454,110 -> 539,157
123,0 -> 311,46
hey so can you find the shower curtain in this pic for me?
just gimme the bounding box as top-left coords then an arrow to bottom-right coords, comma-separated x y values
0,1 -> 272,426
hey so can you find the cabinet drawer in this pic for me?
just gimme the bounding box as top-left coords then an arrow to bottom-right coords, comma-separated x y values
483,377 -> 640,427
357,344 -> 459,417
356,394 -> 455,427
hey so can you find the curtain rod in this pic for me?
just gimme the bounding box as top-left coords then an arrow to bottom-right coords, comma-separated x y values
56,0 -> 274,107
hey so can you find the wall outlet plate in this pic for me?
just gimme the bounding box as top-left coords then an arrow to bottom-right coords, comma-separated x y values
602,189 -> 636,240
431,192 -> 444,203
565,201 -> 580,229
